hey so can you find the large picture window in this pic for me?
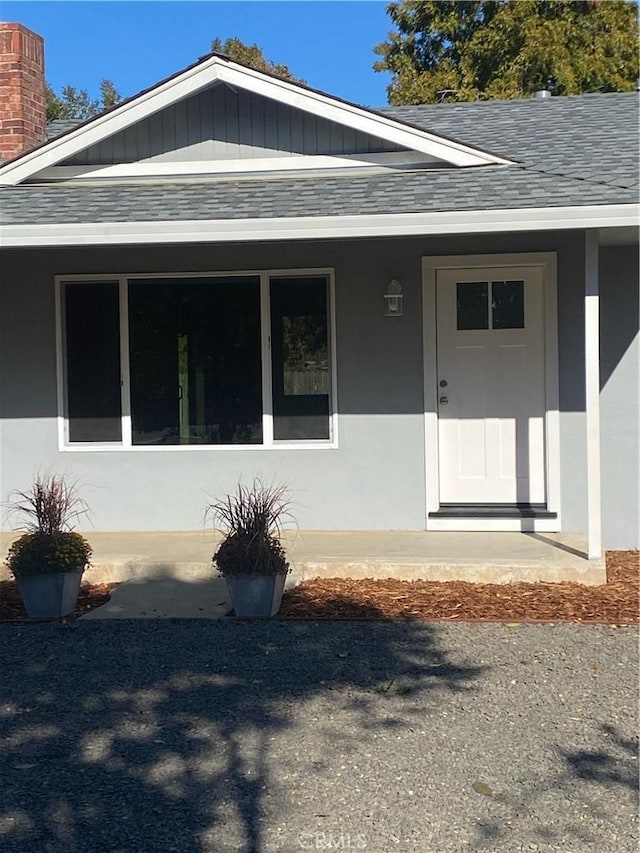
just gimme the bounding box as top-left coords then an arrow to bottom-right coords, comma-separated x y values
59,270 -> 334,448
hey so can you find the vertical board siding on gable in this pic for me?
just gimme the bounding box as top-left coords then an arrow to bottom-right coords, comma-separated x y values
64,85 -> 404,166
238,89 -> 252,158
199,89 -> 213,161
186,95 -> 200,161
174,100 -> 189,159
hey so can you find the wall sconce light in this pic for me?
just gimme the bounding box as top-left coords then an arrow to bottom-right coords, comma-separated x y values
384,278 -> 404,317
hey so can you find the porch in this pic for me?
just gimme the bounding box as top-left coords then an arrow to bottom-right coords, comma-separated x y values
0,529 -> 605,587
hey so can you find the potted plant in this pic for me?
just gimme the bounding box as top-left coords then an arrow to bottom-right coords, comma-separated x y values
5,474 -> 92,619
207,480 -> 292,618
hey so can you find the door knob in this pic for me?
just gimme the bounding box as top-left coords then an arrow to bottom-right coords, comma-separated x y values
439,379 -> 448,388
439,396 -> 449,405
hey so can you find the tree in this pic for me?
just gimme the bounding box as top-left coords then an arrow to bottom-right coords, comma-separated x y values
44,37 -> 301,123
374,1 -> 639,105
99,79 -> 121,110
211,37 -> 306,84
46,79 -> 123,121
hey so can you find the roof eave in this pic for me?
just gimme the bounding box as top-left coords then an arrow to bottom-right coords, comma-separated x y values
1,204 -> 636,248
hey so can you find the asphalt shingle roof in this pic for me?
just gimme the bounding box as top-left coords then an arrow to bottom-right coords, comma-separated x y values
381,92 -> 639,191
1,92 -> 638,227
1,162 -> 632,226
45,119 -> 84,140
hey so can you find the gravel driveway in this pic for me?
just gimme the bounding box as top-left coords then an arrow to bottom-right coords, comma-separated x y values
0,621 -> 637,852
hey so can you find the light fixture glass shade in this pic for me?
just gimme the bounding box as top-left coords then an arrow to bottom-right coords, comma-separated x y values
384,278 -> 404,316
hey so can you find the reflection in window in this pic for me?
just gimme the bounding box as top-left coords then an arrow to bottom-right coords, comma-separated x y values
456,282 -> 489,330
271,277 -> 330,440
492,280 -> 525,329
128,277 -> 262,445
282,315 -> 329,396
64,282 -> 122,442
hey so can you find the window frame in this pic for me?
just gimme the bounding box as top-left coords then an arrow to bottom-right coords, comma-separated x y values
55,268 -> 337,451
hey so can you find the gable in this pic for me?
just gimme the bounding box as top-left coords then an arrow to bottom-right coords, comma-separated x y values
62,83 -> 405,167
0,52 -> 511,185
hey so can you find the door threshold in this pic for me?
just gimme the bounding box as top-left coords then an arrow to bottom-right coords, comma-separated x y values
429,503 -> 558,520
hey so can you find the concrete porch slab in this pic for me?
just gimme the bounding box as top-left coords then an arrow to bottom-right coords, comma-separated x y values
80,576 -> 231,620
1,529 -> 606,587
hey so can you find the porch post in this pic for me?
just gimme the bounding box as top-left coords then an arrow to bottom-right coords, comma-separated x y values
584,230 -> 602,559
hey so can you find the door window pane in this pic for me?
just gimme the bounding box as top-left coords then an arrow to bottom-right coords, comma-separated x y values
492,280 -> 525,329
64,282 -> 122,442
128,277 -> 262,445
270,277 -> 330,440
456,282 -> 489,330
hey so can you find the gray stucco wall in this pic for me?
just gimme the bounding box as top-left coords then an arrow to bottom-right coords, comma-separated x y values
0,231 -> 636,545
600,245 -> 640,549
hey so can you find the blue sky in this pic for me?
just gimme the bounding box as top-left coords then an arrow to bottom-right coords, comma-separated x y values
2,1 -> 394,107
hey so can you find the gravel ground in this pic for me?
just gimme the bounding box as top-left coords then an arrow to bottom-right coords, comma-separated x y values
0,621 -> 637,853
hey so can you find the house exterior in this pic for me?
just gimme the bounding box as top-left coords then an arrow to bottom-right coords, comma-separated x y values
0,23 -> 638,559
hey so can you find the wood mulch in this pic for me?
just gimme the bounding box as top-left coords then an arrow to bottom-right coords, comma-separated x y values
0,551 -> 637,624
277,551 -> 639,625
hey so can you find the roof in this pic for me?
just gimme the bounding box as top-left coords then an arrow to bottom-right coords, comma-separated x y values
382,93 -> 638,191
0,50 -> 637,243
0,155 -> 631,227
45,119 -> 83,140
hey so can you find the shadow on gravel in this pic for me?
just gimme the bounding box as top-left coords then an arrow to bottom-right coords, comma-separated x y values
474,721 -> 639,850
0,610 -> 485,852
561,722 -> 639,791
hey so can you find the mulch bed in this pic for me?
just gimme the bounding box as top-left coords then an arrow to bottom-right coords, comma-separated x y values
276,551 -> 639,625
0,551 -> 637,624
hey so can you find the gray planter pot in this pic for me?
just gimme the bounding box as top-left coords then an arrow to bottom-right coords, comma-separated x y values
16,570 -> 83,618
225,573 -> 287,619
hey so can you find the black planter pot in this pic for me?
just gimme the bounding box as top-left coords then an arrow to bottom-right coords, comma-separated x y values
16,571 -> 83,618
225,573 -> 287,618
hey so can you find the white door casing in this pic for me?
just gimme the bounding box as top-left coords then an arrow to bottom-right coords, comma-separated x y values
422,253 -> 561,532
436,266 -> 545,504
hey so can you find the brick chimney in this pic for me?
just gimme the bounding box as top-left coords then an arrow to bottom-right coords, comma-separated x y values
0,23 -> 46,162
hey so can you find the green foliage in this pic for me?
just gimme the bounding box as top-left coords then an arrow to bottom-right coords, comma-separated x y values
214,532 -> 289,578
99,79 -> 121,109
374,0 -> 640,104
46,79 -> 122,121
45,35 -> 299,125
7,531 -> 92,578
211,37 -> 306,84
207,481 -> 292,577
4,474 -> 92,577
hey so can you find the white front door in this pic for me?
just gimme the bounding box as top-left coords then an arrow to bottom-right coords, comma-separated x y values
436,267 -> 546,504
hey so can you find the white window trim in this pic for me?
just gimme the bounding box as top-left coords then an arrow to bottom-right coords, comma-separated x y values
421,251 -> 561,532
54,276 -> 66,451
55,267 -> 338,452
